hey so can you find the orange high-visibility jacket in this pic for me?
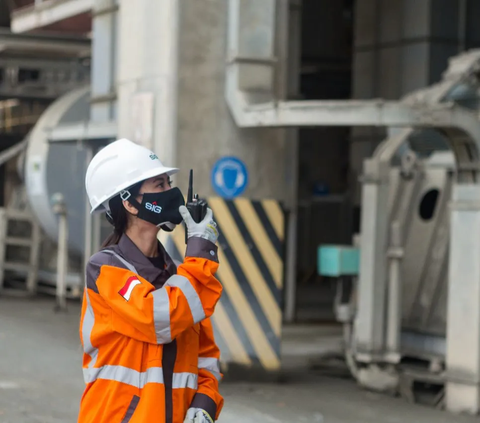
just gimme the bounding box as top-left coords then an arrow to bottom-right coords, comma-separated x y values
78,234 -> 224,423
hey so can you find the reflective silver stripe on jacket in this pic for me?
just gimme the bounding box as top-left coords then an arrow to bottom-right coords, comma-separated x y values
103,250 -> 139,273
84,365 -> 163,387
152,288 -> 172,343
81,287 -> 98,381
166,274 -> 206,324
83,365 -> 198,390
173,372 -> 198,390
198,357 -> 221,381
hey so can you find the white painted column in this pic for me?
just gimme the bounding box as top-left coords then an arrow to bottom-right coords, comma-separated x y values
446,183 -> 480,414
90,0 -> 118,123
354,158 -> 390,361
116,0 -> 179,165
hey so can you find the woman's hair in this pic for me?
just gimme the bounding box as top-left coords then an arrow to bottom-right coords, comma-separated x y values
101,181 -> 143,248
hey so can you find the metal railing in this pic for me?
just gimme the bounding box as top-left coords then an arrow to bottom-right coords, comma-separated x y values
0,60 -> 90,100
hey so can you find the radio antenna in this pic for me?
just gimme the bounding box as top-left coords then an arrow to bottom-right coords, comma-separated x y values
187,169 -> 193,203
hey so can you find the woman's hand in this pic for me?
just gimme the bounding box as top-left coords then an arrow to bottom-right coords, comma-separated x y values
179,206 -> 219,244
183,408 -> 214,423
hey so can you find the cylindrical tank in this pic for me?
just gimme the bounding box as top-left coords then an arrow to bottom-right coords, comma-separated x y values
24,86 -> 90,257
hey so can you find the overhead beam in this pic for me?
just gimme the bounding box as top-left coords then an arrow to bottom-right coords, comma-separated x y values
224,0 -> 480,138
48,120 -> 117,142
224,0 -> 480,145
11,0 -> 93,34
0,28 -> 90,58
227,92 -> 478,130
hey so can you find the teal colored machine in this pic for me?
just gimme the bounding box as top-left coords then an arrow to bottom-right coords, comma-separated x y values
317,244 -> 360,326
318,245 -> 359,278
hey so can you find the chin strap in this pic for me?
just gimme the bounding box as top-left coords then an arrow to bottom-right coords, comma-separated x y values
160,222 -> 176,232
105,210 -> 114,225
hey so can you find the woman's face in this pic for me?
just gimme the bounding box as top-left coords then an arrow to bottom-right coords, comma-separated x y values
138,174 -> 172,194
122,174 -> 172,220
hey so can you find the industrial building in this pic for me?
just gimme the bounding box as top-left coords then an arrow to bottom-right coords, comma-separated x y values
2,0 -> 480,419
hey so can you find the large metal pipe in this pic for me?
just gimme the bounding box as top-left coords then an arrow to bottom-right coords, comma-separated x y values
458,0 -> 467,53
52,192 -> 68,311
282,0 -> 301,324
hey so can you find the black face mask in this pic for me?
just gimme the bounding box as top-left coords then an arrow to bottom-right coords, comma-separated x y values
122,187 -> 185,230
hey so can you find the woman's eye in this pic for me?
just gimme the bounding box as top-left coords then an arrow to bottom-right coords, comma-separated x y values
156,178 -> 171,189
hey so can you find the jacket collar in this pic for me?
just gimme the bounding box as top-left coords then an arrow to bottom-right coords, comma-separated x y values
117,233 -> 176,287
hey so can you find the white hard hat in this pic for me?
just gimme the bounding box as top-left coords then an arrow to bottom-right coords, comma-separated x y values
85,138 -> 179,213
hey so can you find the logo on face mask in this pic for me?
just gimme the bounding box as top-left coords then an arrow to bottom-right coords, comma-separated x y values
135,188 -> 185,227
145,201 -> 162,214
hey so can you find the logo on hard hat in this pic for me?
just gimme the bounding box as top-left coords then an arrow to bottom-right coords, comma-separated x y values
149,153 -> 158,160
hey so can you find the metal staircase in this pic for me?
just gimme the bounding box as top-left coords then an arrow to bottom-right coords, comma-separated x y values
0,185 -> 41,296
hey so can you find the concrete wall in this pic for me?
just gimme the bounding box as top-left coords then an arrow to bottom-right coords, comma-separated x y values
175,0 -> 288,202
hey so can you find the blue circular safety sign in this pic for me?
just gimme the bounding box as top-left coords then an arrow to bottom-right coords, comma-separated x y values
211,156 -> 248,199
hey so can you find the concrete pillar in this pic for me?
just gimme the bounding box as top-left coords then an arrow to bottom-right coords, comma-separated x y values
446,184 -> 480,414
174,0 -> 288,199
117,0 -> 179,165
446,20 -> 480,414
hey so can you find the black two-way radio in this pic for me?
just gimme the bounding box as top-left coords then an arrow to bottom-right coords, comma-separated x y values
185,169 -> 208,243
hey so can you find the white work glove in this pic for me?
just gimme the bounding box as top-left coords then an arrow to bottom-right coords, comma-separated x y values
183,407 -> 214,423
179,206 -> 219,245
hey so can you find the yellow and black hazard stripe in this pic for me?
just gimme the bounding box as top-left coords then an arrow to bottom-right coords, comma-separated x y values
160,197 -> 284,372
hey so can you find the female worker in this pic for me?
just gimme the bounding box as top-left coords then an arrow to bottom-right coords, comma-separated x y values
78,138 -> 224,423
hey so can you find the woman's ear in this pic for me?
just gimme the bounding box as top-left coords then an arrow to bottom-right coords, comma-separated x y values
123,200 -> 138,216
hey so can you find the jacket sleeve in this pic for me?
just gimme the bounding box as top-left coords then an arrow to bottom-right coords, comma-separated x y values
88,238 -> 222,344
190,318 -> 224,421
